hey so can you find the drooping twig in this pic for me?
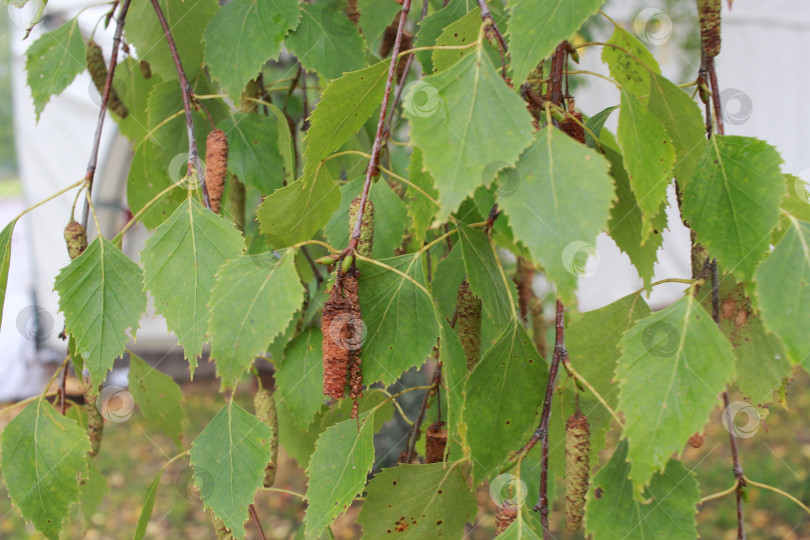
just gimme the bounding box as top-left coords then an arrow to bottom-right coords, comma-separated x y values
347,0 -> 412,254
148,0 -> 211,209
80,0 -> 133,230
248,503 -> 267,540
299,64 -> 310,132
59,359 -> 70,415
405,360 -> 442,463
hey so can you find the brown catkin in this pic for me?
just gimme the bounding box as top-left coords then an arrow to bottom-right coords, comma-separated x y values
425,421 -> 447,463
254,388 -> 278,487
85,385 -> 103,457
379,21 -> 413,81
697,0 -> 722,58
346,0 -> 360,25
565,412 -> 590,532
560,112 -> 585,144
456,279 -> 482,371
85,40 -> 129,118
322,272 -> 363,402
688,432 -> 705,449
139,59 -> 152,79
495,505 -> 518,535
348,197 -> 375,258
64,220 -> 88,260
205,129 -> 228,214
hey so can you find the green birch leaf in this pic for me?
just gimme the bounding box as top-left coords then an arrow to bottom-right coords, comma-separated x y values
457,222 -> 515,328
498,125 -> 614,306
79,461 -> 108,526
112,57 -> 163,143
275,326 -> 324,430
324,176 -> 408,260
755,218 -> 810,368
219,112 -> 290,194
0,400 -> 90,540
406,147 -> 439,244
616,294 -> 735,495
431,7 -> 481,73
647,73 -> 707,184
142,197 -> 245,371
286,4 -> 366,81
414,0 -> 472,73
303,60 -> 389,175
203,0 -> 300,102
0,219 -> 16,332
405,42 -> 534,223
585,441 -> 699,540
126,141 -> 189,229
357,462 -> 477,538
256,167 -> 341,248
506,0 -> 605,86
617,90 -> 675,242
208,250 -> 305,390
601,25 -> 661,98
681,136 -> 785,283
463,321 -> 546,484
356,254 -> 440,386
125,0 -> 218,82
190,401 -> 274,539
304,410 -> 377,538
358,0 -> 402,52
25,17 -> 86,119
604,143 -> 666,289
441,324 -> 469,461
128,353 -> 186,449
432,242 -> 465,322
55,238 -> 146,386
584,105 -> 618,148
133,471 -> 162,540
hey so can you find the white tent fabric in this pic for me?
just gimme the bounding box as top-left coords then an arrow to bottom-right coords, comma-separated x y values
2,0 -> 808,400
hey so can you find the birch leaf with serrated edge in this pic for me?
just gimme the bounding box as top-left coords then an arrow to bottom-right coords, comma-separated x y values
55,238 -> 146,386
219,113 -> 290,194
275,326 -> 324,430
128,353 -> 186,449
405,42 -> 534,223
601,25 -> 661,98
497,125 -> 614,306
681,135 -> 785,283
304,410 -> 377,539
406,147 -> 439,244
203,0 -> 300,103
616,294 -> 735,496
0,400 -> 90,540
141,197 -> 245,373
357,462 -> 477,539
190,401 -> 273,539
208,250 -> 304,389
356,254 -> 440,386
0,219 -> 16,332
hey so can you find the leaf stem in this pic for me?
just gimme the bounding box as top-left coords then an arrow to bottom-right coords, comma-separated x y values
744,477 -> 810,515
259,487 -> 306,500
112,178 -> 189,247
561,360 -> 624,429
700,480 -> 739,503
11,179 -> 85,223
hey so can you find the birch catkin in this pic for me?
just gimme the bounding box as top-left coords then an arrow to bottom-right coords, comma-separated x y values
64,220 -> 88,260
456,279 -> 482,370
205,129 -> 228,213
86,385 -> 104,457
86,40 -> 129,118
697,0 -> 722,58
322,272 -> 363,405
560,112 -> 585,144
425,421 -> 447,463
565,412 -> 590,531
254,387 -> 278,487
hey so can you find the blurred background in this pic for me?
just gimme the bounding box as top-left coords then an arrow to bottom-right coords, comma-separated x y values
0,0 -> 808,538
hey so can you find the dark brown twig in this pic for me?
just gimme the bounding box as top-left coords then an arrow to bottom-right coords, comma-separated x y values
405,361 -> 443,463
299,64 -> 310,132
705,56 -> 725,137
148,0 -> 211,209
248,503 -> 267,540
80,0 -> 133,230
475,0 -> 507,76
547,42 -> 568,108
59,360 -> 70,415
347,0 -> 412,253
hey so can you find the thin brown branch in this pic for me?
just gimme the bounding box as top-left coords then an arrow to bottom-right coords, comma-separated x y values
299,64 -> 310,132
248,503 -> 267,540
475,0 -> 507,76
80,0 -> 133,230
59,360 -> 70,415
148,0 -> 211,209
405,361 -> 442,463
706,56 -> 725,136
548,42 -> 568,107
347,0 -> 412,253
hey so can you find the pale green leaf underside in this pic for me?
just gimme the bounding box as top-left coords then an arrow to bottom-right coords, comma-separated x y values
141,197 -> 245,371
203,0 -> 300,102
1,401 -> 90,540
190,401 -> 273,539
208,251 -> 304,389
616,294 -> 735,495
55,238 -> 146,386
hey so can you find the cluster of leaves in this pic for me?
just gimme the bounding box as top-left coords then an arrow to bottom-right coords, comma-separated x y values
1,0 -> 808,538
